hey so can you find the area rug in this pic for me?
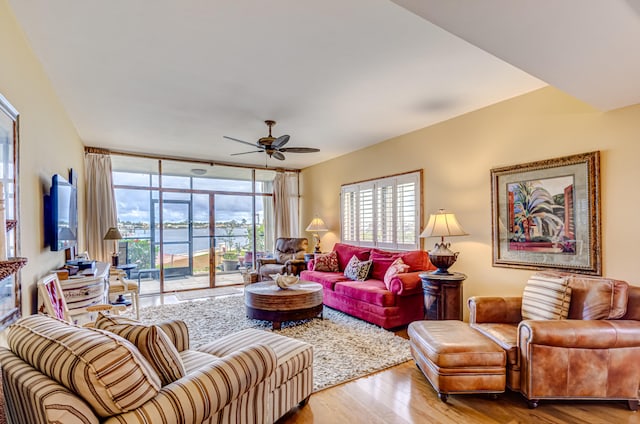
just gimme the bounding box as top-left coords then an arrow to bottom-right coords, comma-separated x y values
133,295 -> 412,392
174,286 -> 243,301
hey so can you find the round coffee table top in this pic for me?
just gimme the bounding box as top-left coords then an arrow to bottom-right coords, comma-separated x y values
245,280 -> 323,311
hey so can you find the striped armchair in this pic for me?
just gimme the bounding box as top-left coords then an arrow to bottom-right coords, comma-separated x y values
0,314 -> 313,423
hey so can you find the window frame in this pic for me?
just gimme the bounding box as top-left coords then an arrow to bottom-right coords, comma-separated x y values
340,170 -> 422,251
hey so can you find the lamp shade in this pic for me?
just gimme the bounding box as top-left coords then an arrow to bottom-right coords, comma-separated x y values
305,217 -> 328,232
420,209 -> 467,240
103,227 -> 123,240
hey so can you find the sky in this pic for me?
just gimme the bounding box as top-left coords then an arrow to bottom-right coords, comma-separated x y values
113,172 -> 269,224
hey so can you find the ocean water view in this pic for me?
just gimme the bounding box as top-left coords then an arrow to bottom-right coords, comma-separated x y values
124,227 -> 250,255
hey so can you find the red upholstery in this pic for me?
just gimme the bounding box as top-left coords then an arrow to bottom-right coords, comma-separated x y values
300,243 -> 432,329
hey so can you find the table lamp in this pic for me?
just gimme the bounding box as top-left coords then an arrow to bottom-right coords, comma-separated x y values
420,209 -> 468,275
305,216 -> 329,253
103,227 -> 123,267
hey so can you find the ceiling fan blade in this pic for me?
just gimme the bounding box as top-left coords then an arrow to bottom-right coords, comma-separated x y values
272,134 -> 290,148
280,147 -> 320,153
230,150 -> 263,156
223,135 -> 261,148
272,151 -> 286,161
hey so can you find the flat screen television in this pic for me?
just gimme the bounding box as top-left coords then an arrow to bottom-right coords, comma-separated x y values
45,174 -> 78,251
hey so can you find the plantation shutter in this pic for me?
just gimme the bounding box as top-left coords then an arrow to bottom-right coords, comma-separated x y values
341,171 -> 421,250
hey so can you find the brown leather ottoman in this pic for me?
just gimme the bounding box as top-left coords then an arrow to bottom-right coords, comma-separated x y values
408,320 -> 506,402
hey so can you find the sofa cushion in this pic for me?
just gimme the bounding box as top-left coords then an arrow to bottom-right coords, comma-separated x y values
300,270 -> 349,290
471,322 -> 519,366
333,243 -> 371,271
369,250 -> 400,280
399,250 -> 431,272
95,313 -> 187,386
8,314 -> 160,418
521,273 -> 572,320
334,280 -> 396,307
383,258 -> 410,290
313,251 -> 339,272
344,255 -> 373,281
567,276 -> 629,319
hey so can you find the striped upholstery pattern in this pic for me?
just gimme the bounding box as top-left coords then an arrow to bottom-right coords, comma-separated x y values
521,273 -> 572,320
181,349 -> 221,373
0,347 -> 100,424
102,344 -> 277,424
7,314 -> 160,417
95,313 -> 186,386
95,313 -> 190,352
198,328 -> 313,422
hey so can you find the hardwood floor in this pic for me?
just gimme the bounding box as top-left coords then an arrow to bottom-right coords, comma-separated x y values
277,361 -> 639,423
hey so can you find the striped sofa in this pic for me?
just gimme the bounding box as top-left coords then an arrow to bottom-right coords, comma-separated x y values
0,313 -> 313,423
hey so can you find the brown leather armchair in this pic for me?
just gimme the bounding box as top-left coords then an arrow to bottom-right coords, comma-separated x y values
468,273 -> 640,410
256,238 -> 309,281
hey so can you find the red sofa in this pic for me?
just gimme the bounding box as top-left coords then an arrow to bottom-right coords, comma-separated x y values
300,243 -> 435,329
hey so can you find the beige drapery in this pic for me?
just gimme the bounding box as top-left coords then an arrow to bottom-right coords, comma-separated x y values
84,150 -> 118,262
273,171 -> 299,238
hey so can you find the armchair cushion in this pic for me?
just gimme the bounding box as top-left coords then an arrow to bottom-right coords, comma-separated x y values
95,313 -> 187,386
567,275 -> 629,319
521,274 -> 572,320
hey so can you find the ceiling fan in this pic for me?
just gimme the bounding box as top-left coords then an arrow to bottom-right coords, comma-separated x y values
224,120 -> 320,161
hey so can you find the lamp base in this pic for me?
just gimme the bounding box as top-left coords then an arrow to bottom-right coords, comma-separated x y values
111,255 -> 119,267
428,242 -> 459,276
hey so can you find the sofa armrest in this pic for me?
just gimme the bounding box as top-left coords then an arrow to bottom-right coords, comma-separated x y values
307,258 -> 315,271
468,296 -> 523,324
257,258 -> 277,266
519,319 -> 640,349
387,272 -> 421,295
106,344 -> 277,423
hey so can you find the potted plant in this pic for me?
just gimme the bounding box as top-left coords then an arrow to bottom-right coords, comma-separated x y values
222,252 -> 239,272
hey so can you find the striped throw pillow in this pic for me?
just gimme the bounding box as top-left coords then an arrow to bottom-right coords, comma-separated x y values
521,274 -> 572,320
8,314 -> 160,417
95,313 -> 186,386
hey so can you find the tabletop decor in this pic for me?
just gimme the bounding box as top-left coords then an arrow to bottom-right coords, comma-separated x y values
491,151 -> 601,275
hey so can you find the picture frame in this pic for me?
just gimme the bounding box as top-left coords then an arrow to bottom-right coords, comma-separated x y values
491,151 -> 601,275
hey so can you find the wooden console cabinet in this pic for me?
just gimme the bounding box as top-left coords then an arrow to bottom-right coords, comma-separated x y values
419,272 -> 467,321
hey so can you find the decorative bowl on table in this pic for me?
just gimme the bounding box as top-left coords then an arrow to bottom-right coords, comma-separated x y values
270,273 -> 299,289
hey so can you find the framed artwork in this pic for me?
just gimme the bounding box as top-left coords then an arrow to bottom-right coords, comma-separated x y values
491,151 -> 601,275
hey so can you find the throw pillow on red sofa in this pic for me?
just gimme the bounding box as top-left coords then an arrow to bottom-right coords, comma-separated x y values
333,243 -> 371,271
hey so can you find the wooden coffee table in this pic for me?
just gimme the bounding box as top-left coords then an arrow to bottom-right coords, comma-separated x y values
244,280 -> 324,330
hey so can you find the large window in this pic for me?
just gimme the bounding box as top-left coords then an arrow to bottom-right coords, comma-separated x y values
111,155 -> 286,294
341,170 -> 421,250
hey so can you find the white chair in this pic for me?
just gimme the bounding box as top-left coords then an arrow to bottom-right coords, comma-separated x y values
109,268 -> 140,319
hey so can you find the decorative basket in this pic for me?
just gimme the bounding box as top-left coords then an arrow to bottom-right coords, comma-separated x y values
242,271 -> 259,284
0,257 -> 28,281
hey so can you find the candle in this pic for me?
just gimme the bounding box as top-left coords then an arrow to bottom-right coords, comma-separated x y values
0,182 -> 6,261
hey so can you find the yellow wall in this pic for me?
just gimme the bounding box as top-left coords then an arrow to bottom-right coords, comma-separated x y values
301,87 -> 640,319
1,0 -> 85,316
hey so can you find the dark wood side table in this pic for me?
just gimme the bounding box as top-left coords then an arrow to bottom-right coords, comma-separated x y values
418,272 -> 467,321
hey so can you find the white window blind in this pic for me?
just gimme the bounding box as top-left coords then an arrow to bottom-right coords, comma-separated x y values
341,171 -> 421,250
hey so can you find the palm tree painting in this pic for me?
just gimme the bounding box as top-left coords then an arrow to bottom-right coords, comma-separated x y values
508,176 -> 576,253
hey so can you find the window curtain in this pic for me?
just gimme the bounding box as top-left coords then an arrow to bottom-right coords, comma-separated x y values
273,171 -> 299,238
84,149 -> 117,262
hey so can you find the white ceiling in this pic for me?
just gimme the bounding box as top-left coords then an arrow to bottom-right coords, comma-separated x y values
7,1 -> 638,169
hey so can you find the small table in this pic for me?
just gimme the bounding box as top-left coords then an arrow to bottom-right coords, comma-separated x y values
419,272 -> 467,321
244,281 -> 324,330
116,263 -> 137,279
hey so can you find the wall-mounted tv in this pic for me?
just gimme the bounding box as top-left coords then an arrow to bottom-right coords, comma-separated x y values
45,173 -> 78,251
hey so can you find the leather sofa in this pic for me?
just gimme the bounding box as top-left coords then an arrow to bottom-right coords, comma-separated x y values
469,272 -> 640,410
257,237 -> 309,281
0,313 -> 312,423
300,243 -> 436,329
